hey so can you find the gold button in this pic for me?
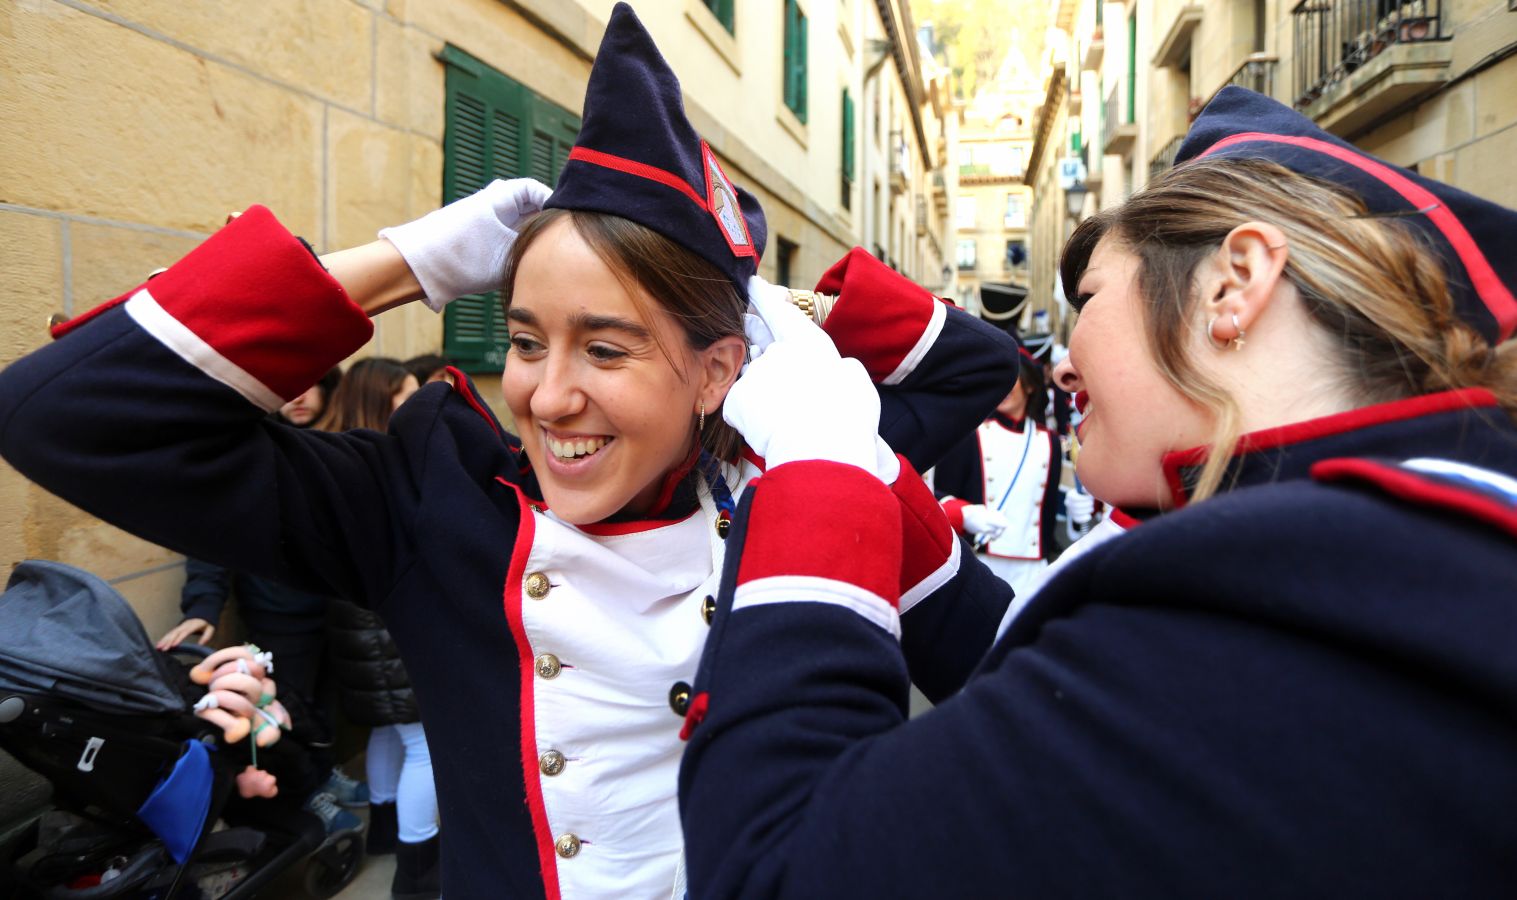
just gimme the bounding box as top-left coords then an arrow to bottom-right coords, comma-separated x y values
555,833 -> 581,859
668,681 -> 692,716
47,312 -> 69,330
534,654 -> 562,679
539,749 -> 565,776
715,517 -> 730,539
701,594 -> 716,625
525,572 -> 551,600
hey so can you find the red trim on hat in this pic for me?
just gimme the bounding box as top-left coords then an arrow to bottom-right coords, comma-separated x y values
1311,458 -> 1517,540
1198,132 -> 1517,341
568,146 -> 708,211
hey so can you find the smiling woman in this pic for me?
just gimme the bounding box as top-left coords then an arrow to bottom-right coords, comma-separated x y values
676,86 -> 1517,899
499,209 -> 748,525
0,4 -> 1020,899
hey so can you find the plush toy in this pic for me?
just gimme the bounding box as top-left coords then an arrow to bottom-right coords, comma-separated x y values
187,645 -> 293,797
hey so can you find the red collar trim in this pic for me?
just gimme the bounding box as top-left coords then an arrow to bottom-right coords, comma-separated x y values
1109,507 -> 1142,529
1198,132 -> 1517,341
641,442 -> 702,520
740,444 -> 766,472
575,509 -> 700,536
1159,388 -> 1499,507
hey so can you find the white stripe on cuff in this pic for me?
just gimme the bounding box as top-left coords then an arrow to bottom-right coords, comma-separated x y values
898,531 -> 963,614
881,298 -> 946,386
125,289 -> 284,413
733,575 -> 901,639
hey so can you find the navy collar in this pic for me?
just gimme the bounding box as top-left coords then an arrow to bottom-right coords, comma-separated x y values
1159,388 -> 1510,507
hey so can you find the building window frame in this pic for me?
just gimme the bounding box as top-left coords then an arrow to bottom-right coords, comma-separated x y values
841,88 -> 855,211
783,0 -> 809,123
439,45 -> 580,372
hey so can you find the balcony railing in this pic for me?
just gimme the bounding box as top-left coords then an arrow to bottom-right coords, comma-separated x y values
1149,134 -> 1185,181
1103,81 -> 1137,156
1292,0 -> 1444,108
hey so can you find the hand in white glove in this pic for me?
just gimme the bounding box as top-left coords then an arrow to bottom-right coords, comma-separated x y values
725,280 -> 883,478
1063,489 -> 1095,526
378,178 -> 552,312
961,504 -> 1009,541
733,277 -> 900,483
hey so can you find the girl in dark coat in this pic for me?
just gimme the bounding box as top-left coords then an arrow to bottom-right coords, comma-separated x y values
677,87 -> 1517,898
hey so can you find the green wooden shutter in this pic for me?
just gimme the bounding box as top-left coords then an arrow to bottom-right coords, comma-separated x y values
783,1 -> 807,123
841,88 -> 854,209
703,0 -> 734,33
440,46 -> 580,372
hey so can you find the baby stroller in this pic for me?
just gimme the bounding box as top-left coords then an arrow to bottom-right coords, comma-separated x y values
0,560 -> 363,899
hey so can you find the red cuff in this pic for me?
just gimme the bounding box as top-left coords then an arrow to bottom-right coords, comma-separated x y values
940,497 -> 969,533
818,248 -> 945,384
736,461 -> 901,605
63,206 -> 373,409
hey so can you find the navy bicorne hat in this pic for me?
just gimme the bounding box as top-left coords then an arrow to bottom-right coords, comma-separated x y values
1176,86 -> 1517,344
545,2 -> 767,291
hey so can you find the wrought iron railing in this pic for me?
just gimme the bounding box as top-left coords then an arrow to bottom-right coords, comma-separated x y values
1292,0 -> 1444,108
1149,134 -> 1185,181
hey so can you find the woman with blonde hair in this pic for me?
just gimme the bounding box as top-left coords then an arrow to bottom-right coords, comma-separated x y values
676,86 -> 1517,898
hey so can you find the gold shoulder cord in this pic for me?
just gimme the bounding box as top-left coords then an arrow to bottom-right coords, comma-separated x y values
784,289 -> 837,327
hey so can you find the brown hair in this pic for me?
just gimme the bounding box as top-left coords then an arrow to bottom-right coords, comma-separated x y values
1060,157 -> 1517,501
315,357 -> 414,433
500,208 -> 748,463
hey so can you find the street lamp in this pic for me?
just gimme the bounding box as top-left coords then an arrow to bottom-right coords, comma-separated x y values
1065,182 -> 1089,220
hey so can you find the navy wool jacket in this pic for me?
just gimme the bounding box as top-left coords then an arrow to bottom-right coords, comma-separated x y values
681,389 -> 1517,898
0,207 -> 1016,898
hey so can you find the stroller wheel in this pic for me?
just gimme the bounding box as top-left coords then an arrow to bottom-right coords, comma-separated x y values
302,832 -> 361,899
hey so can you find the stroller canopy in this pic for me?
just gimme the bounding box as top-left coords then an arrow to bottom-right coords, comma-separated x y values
0,559 -> 188,715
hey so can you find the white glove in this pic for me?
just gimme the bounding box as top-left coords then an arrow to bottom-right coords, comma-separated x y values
725,280 -> 883,478
1064,489 -> 1095,526
378,178 -> 552,312
961,504 -> 1009,541
732,277 -> 900,483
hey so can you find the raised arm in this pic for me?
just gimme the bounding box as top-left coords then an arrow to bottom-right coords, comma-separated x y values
815,248 -> 1019,473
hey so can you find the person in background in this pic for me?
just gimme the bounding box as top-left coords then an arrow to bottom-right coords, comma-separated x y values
403,354 -> 456,387
278,365 -> 342,427
677,87 -> 1517,897
932,344 -> 1066,598
314,357 -> 437,900
157,364 -> 364,836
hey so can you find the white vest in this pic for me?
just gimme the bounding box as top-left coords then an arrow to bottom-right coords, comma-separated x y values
510,459 -> 759,899
980,419 -> 1052,562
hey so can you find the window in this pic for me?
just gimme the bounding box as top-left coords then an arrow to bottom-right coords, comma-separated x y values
956,238 -> 977,270
702,0 -> 734,34
782,0 -> 808,123
841,89 -> 855,210
1004,194 -> 1025,228
775,237 -> 798,287
440,45 -> 581,372
955,196 -> 976,230
1005,240 -> 1027,268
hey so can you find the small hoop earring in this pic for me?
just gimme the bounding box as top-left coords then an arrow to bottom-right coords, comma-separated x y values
698,401 -> 706,432
1208,313 -> 1247,351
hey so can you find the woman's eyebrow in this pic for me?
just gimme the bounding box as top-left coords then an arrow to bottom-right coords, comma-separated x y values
505,306 -> 651,339
572,312 -> 652,338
